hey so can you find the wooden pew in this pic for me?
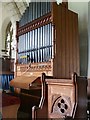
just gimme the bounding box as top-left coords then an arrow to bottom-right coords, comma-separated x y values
32,73 -> 87,119
10,73 -> 87,119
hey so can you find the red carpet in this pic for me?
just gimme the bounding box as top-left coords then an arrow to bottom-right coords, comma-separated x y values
2,93 -> 20,107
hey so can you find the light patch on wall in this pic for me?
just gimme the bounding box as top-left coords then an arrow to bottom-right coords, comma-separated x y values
0,2 -> 2,56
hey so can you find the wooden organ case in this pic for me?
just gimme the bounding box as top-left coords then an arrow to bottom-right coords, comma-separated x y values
10,1 -> 82,120
16,2 -> 79,78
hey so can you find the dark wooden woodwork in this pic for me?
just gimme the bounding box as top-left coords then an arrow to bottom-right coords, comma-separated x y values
10,72 -> 87,119
0,57 -> 14,73
52,2 -> 79,78
62,1 -> 68,8
17,12 -> 51,36
17,89 -> 41,119
32,73 -> 87,119
12,77 -> 42,119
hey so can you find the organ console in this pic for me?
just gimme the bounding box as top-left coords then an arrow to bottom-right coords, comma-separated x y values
10,75 -> 41,119
10,1 -> 89,120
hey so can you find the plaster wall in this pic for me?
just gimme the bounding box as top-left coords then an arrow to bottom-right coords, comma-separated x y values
88,2 -> 90,78
69,2 -> 88,76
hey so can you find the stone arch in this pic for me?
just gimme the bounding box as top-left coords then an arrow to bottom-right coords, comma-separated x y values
1,17 -> 11,51
1,16 -> 17,59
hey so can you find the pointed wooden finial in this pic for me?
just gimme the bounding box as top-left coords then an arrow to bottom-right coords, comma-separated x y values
62,0 -> 68,8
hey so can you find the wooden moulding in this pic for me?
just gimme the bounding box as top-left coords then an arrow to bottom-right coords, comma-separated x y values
17,12 -> 51,36
16,61 -> 52,77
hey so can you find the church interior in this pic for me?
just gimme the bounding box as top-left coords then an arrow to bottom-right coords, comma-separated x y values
0,0 -> 90,119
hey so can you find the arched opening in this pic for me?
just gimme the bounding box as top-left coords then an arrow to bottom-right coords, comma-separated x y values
5,21 -> 14,58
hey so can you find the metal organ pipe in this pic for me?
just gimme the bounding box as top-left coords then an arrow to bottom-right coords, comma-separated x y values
18,2 -> 52,64
37,27 -> 40,63
18,24 -> 53,64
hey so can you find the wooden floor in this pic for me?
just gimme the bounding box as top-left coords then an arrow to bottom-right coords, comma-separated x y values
2,104 -> 20,119
0,91 -> 20,119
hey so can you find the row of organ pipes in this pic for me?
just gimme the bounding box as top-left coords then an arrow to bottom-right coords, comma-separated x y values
18,23 -> 53,64
19,2 -> 51,26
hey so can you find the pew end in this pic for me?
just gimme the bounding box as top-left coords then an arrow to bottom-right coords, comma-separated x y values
32,73 -> 87,119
